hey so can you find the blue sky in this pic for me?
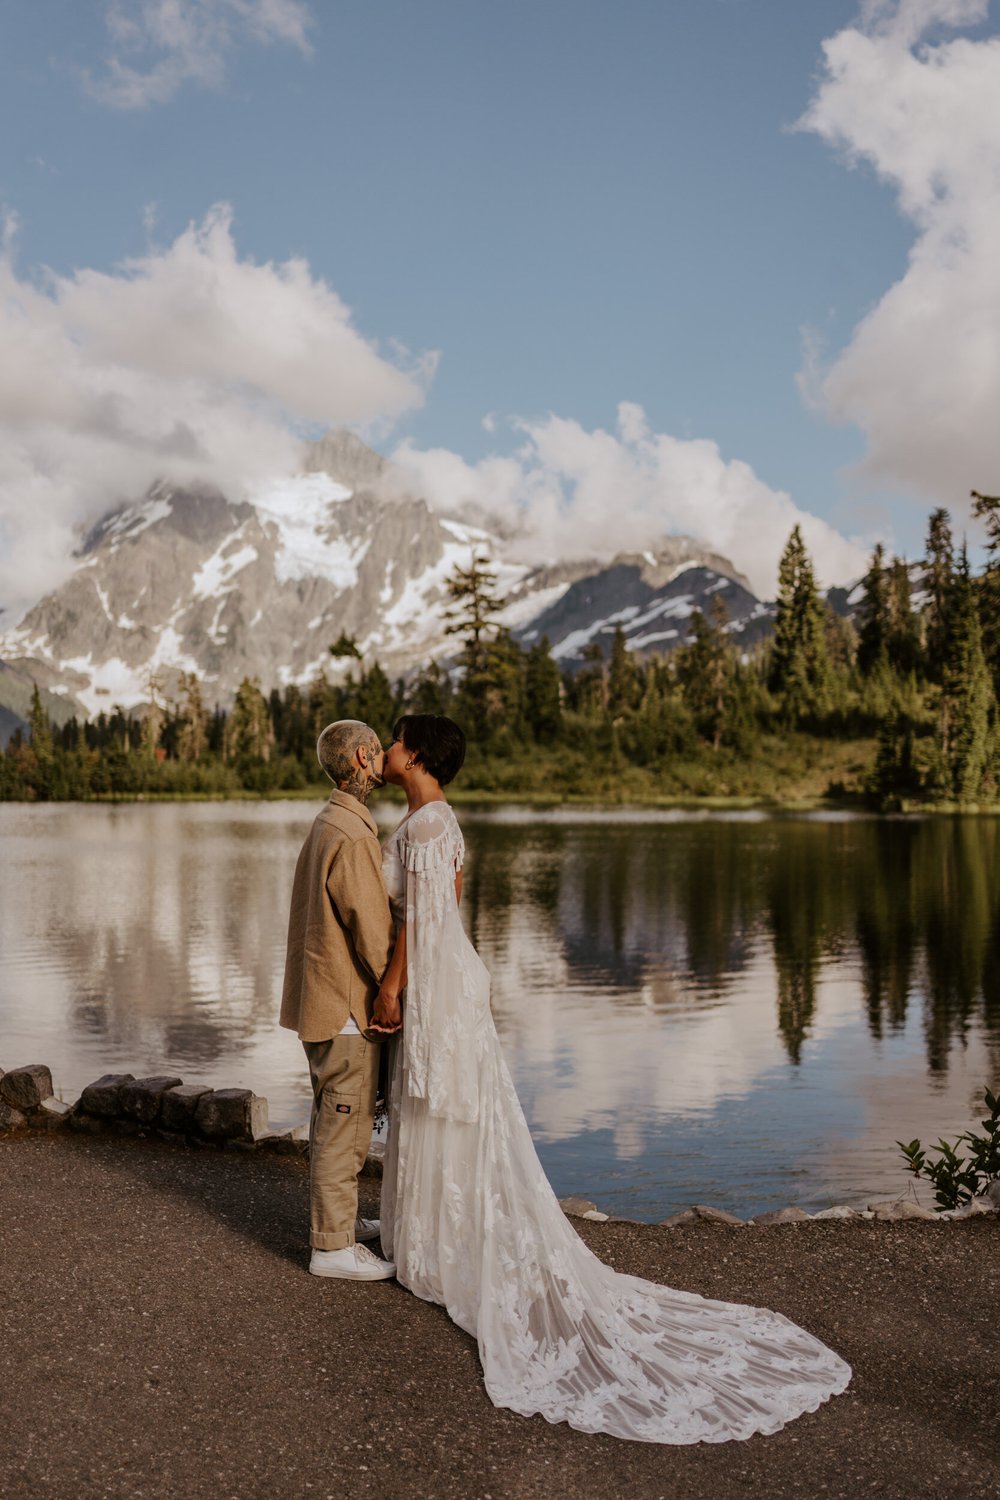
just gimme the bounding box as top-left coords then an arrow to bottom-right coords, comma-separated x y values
1,0 -> 998,611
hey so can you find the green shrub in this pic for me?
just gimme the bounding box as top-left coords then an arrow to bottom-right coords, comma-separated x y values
898,1087 -> 1000,1210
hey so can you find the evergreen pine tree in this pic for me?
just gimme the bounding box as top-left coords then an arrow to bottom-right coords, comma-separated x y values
524,636 -> 563,742
769,532 -> 800,693
444,551 -> 506,739
409,661 -> 452,716
886,557 -> 920,678
971,489 -> 1000,695
768,526 -> 831,719
482,628 -> 526,739
867,709 -> 918,809
328,632 -> 362,661
277,685 -> 309,762
922,508 -> 954,683
856,543 -> 890,676
574,642 -> 607,716
607,626 -> 639,716
27,684 -> 53,758
26,684 -> 54,799
677,596 -> 731,751
356,661 -> 395,737
936,545 -> 994,802
225,678 -> 274,767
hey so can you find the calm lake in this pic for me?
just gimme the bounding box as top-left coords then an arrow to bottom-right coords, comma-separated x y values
1,801 -> 997,1220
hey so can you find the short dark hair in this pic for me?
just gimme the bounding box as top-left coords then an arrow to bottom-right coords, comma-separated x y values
392,714 -> 466,787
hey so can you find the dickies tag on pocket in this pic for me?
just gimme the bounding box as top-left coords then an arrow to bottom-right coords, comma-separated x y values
335,1103 -> 352,1114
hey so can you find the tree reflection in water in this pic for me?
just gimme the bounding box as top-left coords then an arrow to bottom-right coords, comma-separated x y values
465,812 -> 1000,1076
1,804 -> 998,1210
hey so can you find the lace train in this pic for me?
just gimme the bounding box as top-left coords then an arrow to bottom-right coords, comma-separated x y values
380,804 -> 851,1444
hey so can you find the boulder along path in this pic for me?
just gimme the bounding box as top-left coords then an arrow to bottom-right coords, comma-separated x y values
1,1132 -> 996,1500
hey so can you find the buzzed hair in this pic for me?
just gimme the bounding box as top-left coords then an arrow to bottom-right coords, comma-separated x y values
316,720 -> 380,785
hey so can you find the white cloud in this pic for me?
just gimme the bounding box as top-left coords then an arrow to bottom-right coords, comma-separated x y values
391,404 -> 867,598
797,1 -> 1000,508
88,0 -> 313,108
0,205 -> 430,620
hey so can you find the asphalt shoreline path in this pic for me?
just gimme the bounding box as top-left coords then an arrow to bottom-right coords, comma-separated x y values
1,1134 -> 996,1500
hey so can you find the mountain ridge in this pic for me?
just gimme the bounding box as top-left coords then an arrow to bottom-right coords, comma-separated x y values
1,431 -> 785,726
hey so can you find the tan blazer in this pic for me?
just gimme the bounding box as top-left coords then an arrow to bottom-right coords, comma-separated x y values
279,791 -> 394,1042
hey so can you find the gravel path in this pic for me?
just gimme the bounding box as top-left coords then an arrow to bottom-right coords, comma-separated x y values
1,1132 -> 996,1500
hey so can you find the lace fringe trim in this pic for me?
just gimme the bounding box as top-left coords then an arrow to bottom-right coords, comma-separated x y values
401,835 -> 464,874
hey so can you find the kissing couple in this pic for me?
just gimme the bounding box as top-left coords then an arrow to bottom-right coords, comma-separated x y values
279,714 -> 851,1444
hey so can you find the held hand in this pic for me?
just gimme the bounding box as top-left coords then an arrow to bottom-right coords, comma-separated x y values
370,988 -> 402,1034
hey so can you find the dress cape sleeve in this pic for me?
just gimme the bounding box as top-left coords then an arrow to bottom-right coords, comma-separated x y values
399,806 -> 480,1123
399,805 -> 464,874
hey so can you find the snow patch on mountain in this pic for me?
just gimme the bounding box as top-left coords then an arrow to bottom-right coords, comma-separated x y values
192,538 -> 258,599
500,582 -> 573,632
250,473 -> 360,587
551,605 -> 643,661
97,493 -> 174,551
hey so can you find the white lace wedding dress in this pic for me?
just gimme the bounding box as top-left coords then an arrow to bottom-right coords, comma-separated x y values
379,803 -> 851,1444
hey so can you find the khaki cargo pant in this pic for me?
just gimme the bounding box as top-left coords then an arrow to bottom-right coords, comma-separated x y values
303,1034 -> 379,1250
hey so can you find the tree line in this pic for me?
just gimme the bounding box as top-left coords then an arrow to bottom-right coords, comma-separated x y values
3,494 -> 999,806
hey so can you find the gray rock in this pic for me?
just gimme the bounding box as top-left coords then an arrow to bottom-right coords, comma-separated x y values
948,1196 -> 997,1220
0,1064 -> 53,1111
811,1205 -> 862,1220
79,1073 -> 136,1117
752,1207 -> 810,1225
194,1088 -> 268,1141
984,1179 -> 1000,1210
559,1196 -> 600,1220
120,1075 -> 184,1124
0,1100 -> 28,1131
659,1209 -> 698,1228
161,1084 -> 211,1133
868,1199 -> 938,1222
690,1204 -> 745,1226
34,1097 -> 73,1129
66,1111 -> 104,1135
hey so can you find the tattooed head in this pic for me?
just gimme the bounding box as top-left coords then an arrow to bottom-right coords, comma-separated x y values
316,720 -> 384,804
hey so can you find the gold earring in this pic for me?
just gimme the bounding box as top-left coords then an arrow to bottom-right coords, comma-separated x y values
405,758 -> 416,770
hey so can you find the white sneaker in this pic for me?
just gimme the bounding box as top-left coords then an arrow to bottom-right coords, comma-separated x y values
309,1243 -> 396,1280
355,1216 -> 381,1243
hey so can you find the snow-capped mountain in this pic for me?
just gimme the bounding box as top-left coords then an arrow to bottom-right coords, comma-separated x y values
0,432 -> 765,721
515,548 -> 772,660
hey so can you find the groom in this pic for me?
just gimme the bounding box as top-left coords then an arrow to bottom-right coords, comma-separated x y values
280,720 -> 398,1281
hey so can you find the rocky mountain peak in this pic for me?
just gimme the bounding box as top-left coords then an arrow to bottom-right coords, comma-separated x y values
303,429 -> 391,494
0,430 -> 782,728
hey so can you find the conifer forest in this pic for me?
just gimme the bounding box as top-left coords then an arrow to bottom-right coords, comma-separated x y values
4,498 -> 1000,809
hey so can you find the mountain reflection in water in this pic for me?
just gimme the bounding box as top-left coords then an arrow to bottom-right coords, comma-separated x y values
1,803 -> 997,1219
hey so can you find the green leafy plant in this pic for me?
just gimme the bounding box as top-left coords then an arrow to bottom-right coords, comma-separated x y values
898,1087 -> 1000,1210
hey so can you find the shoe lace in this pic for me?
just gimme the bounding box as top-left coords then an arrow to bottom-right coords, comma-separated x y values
354,1243 -> 382,1265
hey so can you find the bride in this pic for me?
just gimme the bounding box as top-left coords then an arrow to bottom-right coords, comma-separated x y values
370,713 -> 851,1445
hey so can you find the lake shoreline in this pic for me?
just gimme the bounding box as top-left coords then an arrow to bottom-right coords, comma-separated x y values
5,1063 -> 996,1227
3,801 -> 996,1221
4,785 -> 1000,815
